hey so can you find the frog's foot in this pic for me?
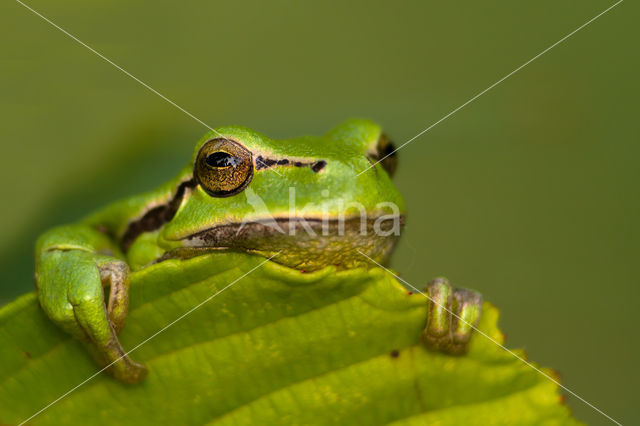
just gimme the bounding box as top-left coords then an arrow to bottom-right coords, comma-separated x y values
37,250 -> 147,383
421,277 -> 483,355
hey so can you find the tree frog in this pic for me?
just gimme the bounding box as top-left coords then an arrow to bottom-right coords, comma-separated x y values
35,119 -> 482,383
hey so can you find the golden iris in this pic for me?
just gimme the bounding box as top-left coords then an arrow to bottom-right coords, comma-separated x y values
194,138 -> 254,197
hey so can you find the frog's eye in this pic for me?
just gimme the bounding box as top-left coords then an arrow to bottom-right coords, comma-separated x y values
194,138 -> 254,197
369,133 -> 397,177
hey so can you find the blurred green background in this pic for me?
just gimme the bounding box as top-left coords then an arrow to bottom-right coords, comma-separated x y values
1,0 -> 637,424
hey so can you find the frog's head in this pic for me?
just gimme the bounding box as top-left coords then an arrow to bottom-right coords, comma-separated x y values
160,119 -> 405,270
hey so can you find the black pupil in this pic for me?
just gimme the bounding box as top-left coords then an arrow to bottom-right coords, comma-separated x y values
206,152 -> 240,168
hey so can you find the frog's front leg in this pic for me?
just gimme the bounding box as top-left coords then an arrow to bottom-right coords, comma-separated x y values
421,277 -> 483,355
35,225 -> 147,383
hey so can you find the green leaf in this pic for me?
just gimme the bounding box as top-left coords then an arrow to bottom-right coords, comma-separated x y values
0,253 -> 579,425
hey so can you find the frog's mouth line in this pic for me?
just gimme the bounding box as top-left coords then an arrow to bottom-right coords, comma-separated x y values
181,215 -> 404,247
167,215 -> 405,270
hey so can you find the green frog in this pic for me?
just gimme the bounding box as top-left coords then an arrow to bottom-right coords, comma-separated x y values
35,119 -> 482,383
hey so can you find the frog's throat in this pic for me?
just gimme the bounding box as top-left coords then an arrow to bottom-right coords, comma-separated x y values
173,215 -> 405,271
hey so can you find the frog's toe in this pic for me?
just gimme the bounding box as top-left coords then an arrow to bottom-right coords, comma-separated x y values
421,277 -> 482,355
448,287 -> 483,354
98,259 -> 130,334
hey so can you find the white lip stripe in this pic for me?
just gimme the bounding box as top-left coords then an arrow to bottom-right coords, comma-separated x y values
359,0 -> 624,176
357,250 -> 622,426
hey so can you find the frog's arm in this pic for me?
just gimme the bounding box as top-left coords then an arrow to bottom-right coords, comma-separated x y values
35,173 -> 189,383
36,226 -> 147,382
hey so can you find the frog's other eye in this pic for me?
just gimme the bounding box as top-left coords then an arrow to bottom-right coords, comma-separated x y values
194,138 -> 253,197
369,133 -> 397,177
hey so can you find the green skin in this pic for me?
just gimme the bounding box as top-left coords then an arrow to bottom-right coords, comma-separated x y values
35,119 -> 482,383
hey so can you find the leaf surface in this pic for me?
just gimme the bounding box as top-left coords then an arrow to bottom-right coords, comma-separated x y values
0,253 -> 579,425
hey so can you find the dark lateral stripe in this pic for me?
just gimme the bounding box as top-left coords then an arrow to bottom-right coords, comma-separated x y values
120,179 -> 196,251
255,155 -> 326,173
